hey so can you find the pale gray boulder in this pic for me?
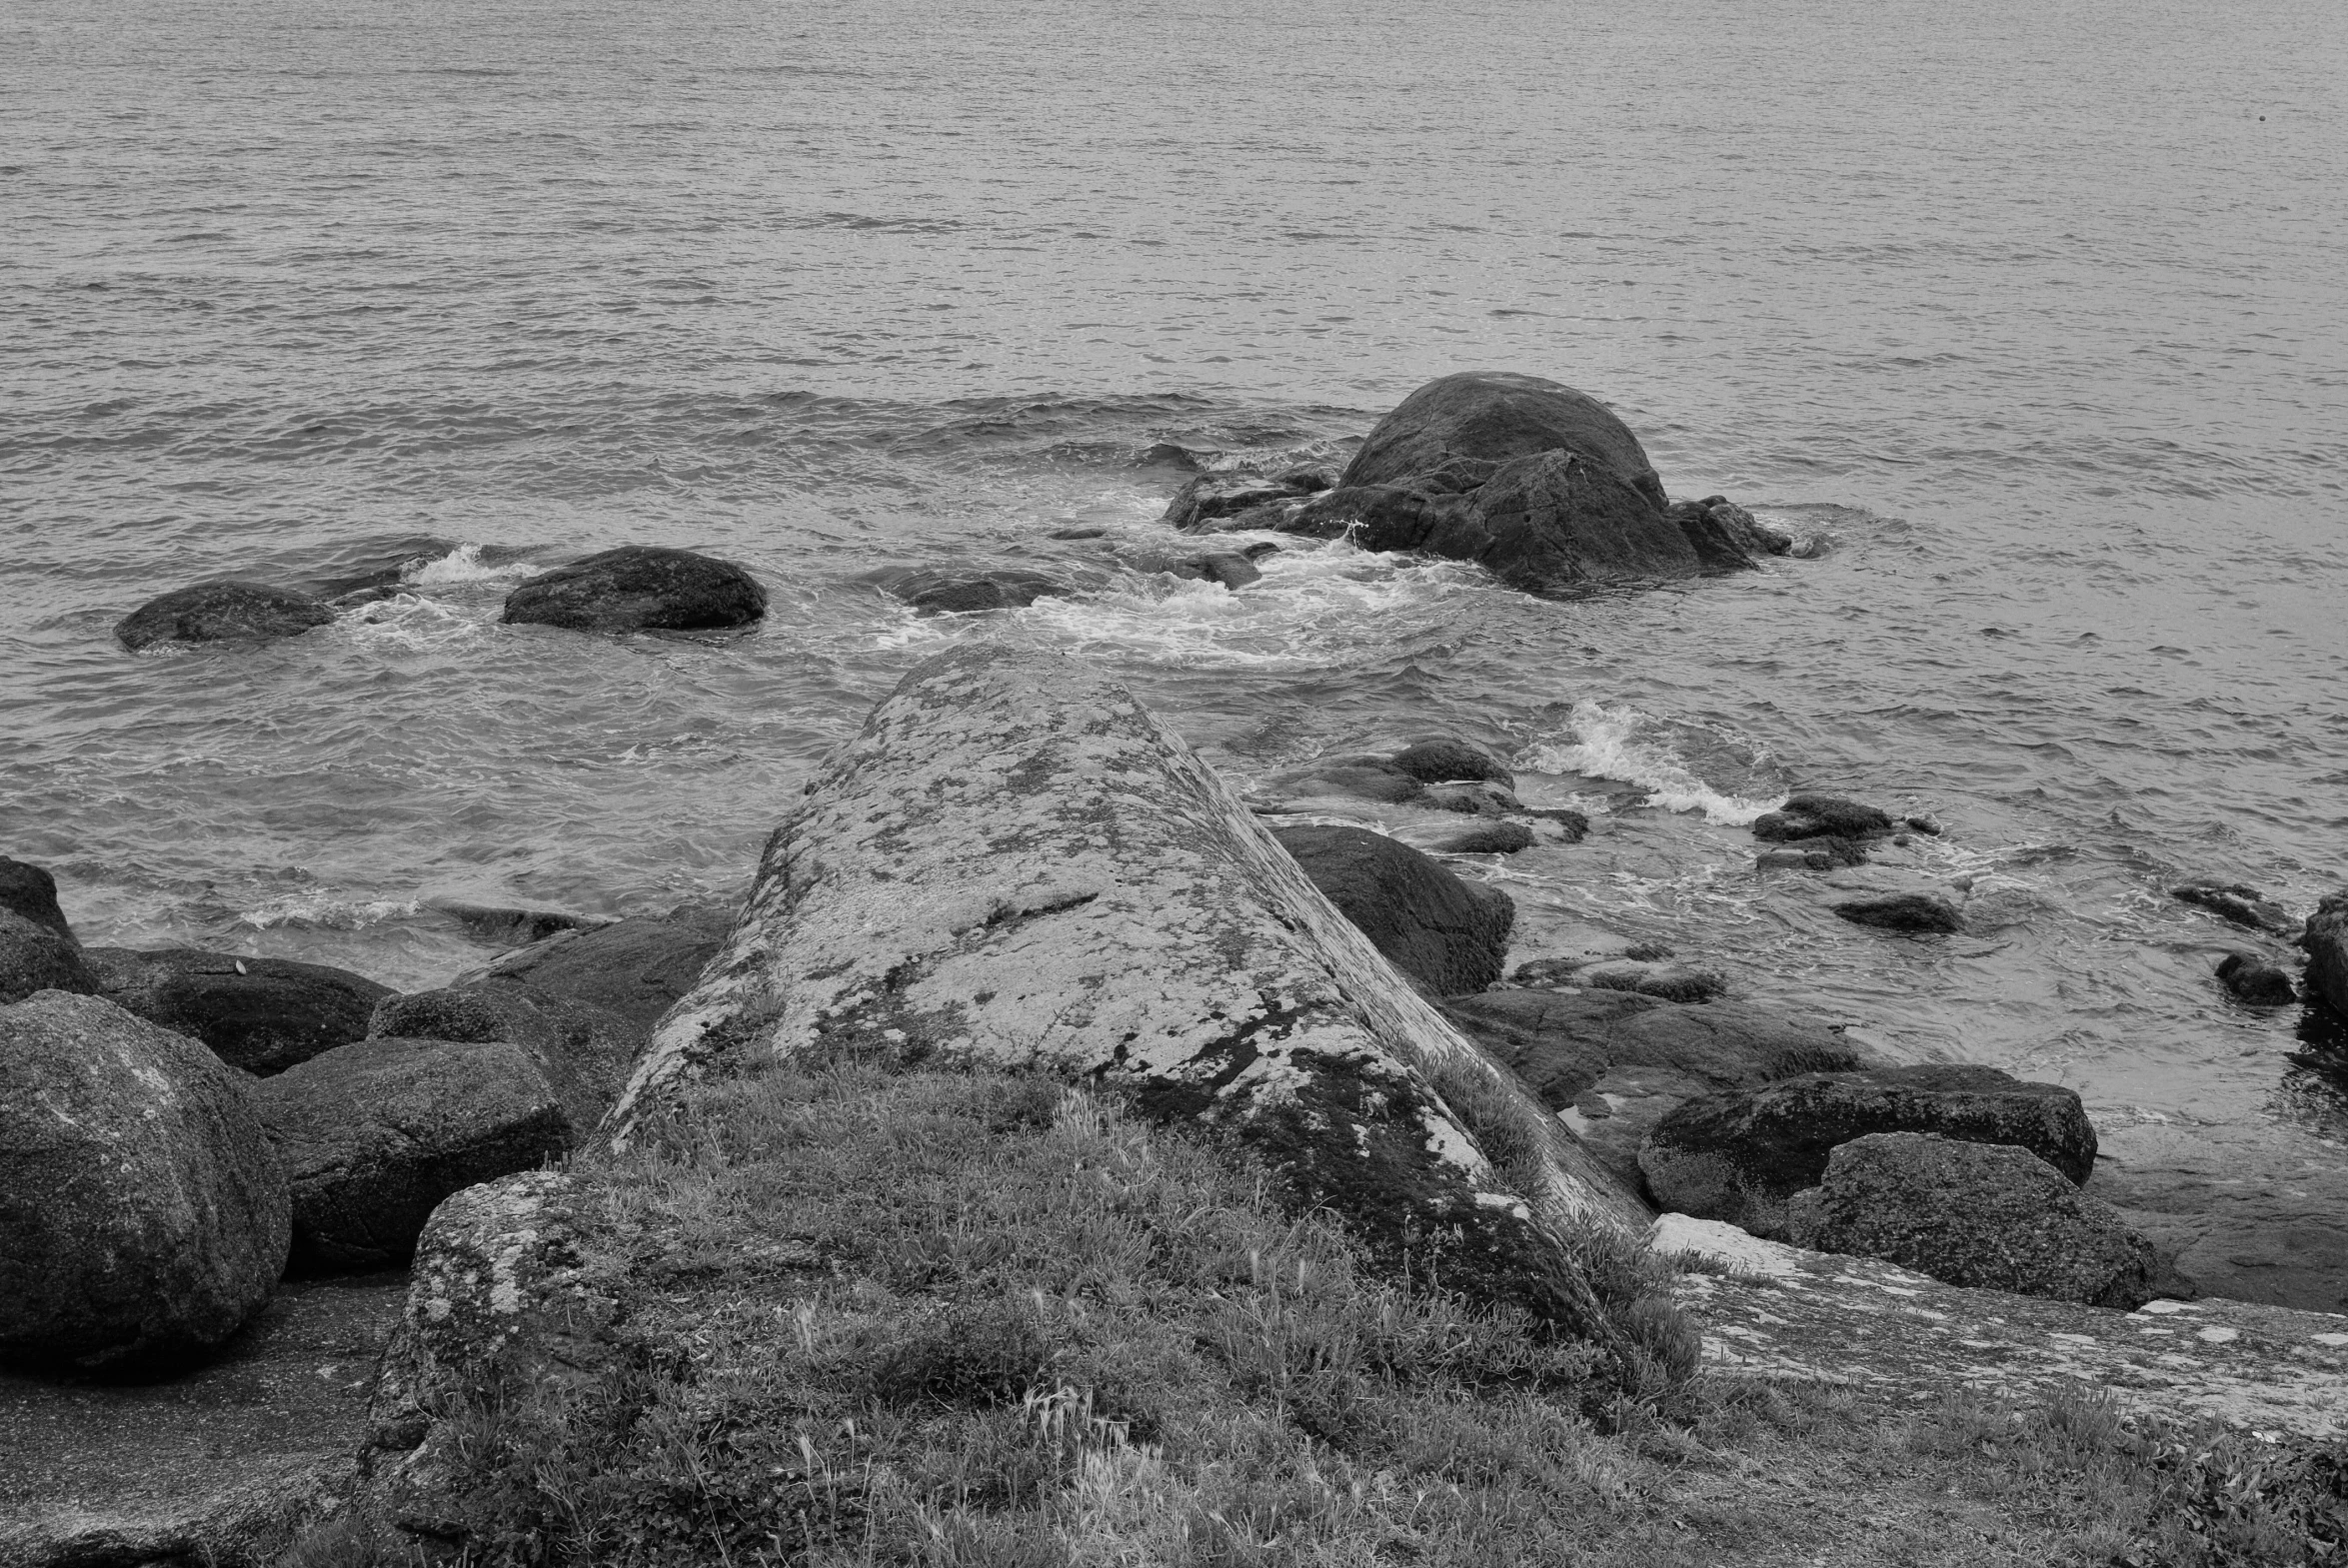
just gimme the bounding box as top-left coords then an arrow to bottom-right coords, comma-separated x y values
0,992 -> 290,1374
616,646 -> 1647,1331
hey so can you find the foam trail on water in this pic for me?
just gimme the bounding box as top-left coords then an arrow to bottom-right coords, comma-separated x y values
404,542 -> 536,586
1521,701 -> 1786,825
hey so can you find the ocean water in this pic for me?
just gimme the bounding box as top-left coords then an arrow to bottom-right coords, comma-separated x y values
5,0 -> 2345,1298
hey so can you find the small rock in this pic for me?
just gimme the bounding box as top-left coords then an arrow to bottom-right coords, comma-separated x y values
1832,892 -> 1963,933
255,1036 -> 572,1272
1390,737 -> 1516,789
1271,824 -> 1514,994
0,856 -> 75,942
0,992 -> 290,1374
1419,781 -> 1524,816
2301,891 -> 2348,1015
1904,815 -> 1943,836
1430,820 -> 1536,855
1163,472 -> 1300,533
2173,880 -> 2297,936
0,909 -> 100,1005
83,947 -> 394,1076
501,546 -> 767,634
2216,951 -> 2298,1007
369,983 -> 638,1132
874,567 -> 1070,615
115,581 -> 337,653
1047,525 -> 1110,540
1520,806 -> 1590,841
1135,442 -> 1212,473
1752,793 -> 1897,842
1785,1132 -> 2160,1310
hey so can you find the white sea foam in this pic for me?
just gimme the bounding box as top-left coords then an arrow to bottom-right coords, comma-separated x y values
341,592 -> 481,650
403,542 -> 536,586
238,893 -> 423,931
1520,701 -> 1786,825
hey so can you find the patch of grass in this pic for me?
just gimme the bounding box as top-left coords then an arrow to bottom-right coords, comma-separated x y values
296,1064 -> 2348,1567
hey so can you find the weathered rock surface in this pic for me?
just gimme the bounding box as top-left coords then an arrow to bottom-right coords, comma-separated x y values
83,945 -> 393,1075
2174,879 -> 2299,936
0,1275 -> 405,1568
2302,890 -> 2348,1015
2216,950 -> 2298,1006
1163,470 -> 1322,532
0,992 -> 290,1375
0,909 -> 98,1005
1751,793 -> 1897,843
1831,891 -> 1964,933
1270,824 -> 1515,995
1440,989 -> 1872,1189
619,646 -> 1647,1334
1783,1132 -> 2159,1309
454,900 -> 732,1040
1638,1063 -> 2096,1237
0,856 -> 73,942
114,581 -> 337,652
873,565 -> 1074,614
370,982 -> 638,1132
254,1035 -> 571,1271
501,545 -> 767,633
1654,1214 -> 2348,1436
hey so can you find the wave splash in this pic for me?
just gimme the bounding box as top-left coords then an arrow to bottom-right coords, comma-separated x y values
1520,701 -> 1787,824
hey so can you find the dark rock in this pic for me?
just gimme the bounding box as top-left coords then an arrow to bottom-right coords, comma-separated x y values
0,857 -> 74,942
1046,526 -> 1109,540
1831,892 -> 1963,933
1430,820 -> 1536,854
1904,815 -> 1944,836
1113,547 -> 1262,590
454,900 -> 733,1038
369,984 -> 637,1133
0,992 -> 290,1375
422,898 -> 616,949
1136,442 -> 1212,473
1273,466 -> 1337,494
1638,1063 -> 2097,1237
254,1036 -> 571,1272
2173,879 -> 2297,936
1420,780 -> 1524,815
1270,824 -> 1513,994
2303,891 -> 2348,1014
1339,371 -> 1667,507
1756,836 -> 1872,871
1784,1133 -> 2159,1309
1163,472 -> 1302,533
2216,951 -> 2298,1007
1507,954 -> 1724,1002
873,567 -> 1070,615
1751,793 -> 1898,842
0,910 -> 99,1005
84,947 -> 394,1076
115,581 -> 337,653
501,546 -> 767,634
1390,737 -> 1516,789
1521,806 -> 1590,841
1262,757 -> 1429,806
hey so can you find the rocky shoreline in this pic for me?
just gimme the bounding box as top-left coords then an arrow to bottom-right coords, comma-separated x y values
6,373 -> 2346,1564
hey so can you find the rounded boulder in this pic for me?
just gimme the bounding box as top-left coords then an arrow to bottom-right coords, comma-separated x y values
1338,371 -> 1667,507
501,546 -> 767,634
115,581 -> 337,653
0,991 -> 291,1375
83,947 -> 394,1076
1270,823 -> 1514,994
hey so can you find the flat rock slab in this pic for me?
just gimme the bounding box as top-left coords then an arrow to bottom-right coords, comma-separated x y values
0,1275 -> 406,1568
1654,1215 -> 2348,1437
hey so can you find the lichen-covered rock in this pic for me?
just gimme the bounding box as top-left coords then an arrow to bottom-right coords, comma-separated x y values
254,1036 -> 571,1271
0,856 -> 74,942
1783,1132 -> 2160,1309
501,545 -> 767,634
617,646 -> 1646,1334
0,909 -> 99,1005
83,946 -> 393,1076
2302,891 -> 2348,1015
369,982 -> 637,1133
1638,1063 -> 2096,1238
114,581 -> 337,652
1270,824 -> 1515,994
1831,891 -> 1963,933
0,992 -> 289,1374
453,900 -> 732,1040
2215,951 -> 2298,1007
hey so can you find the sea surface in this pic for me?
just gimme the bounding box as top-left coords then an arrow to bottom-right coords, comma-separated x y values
5,0 -> 2345,1298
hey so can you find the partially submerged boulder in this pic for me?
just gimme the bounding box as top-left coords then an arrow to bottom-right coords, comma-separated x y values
254,1035 -> 571,1272
0,908 -> 99,1005
84,946 -> 393,1076
2302,891 -> 2348,1015
1831,891 -> 1963,933
1339,371 -> 1667,504
1390,736 -> 1515,788
455,900 -> 732,1040
115,581 -> 337,653
1638,1063 -> 2096,1237
423,898 -> 614,949
502,546 -> 766,634
2216,950 -> 2298,1007
1784,1132 -> 2160,1309
1270,824 -> 1515,994
0,992 -> 290,1375
871,566 -> 1073,615
1163,470 -> 1326,533
0,856 -> 74,942
2174,879 -> 2298,936
1427,819 -> 1536,855
1752,793 -> 1896,843
618,646 -> 1647,1334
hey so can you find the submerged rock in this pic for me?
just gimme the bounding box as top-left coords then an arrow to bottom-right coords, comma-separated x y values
0,856 -> 74,942
501,546 -> 767,634
0,909 -> 99,1005
2174,879 -> 2298,936
1390,736 -> 1515,788
618,646 -> 1647,1338
2216,950 -> 2298,1007
255,1035 -> 571,1272
423,897 -> 615,949
1270,824 -> 1515,994
873,566 -> 1072,614
1638,1063 -> 2096,1238
1784,1133 -> 2161,1310
1831,891 -> 1964,933
84,947 -> 394,1076
1751,793 -> 1897,842
0,992 -> 290,1375
2301,891 -> 2348,1015
115,581 -> 337,653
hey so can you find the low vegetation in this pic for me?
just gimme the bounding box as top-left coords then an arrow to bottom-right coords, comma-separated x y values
293,1064 -> 2345,1567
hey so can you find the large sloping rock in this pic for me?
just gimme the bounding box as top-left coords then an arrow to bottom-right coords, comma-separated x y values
1269,824 -> 1514,994
0,909 -> 98,1005
114,581 -> 337,652
84,946 -> 392,1075
2303,890 -> 2348,1015
1784,1133 -> 2160,1309
454,901 -> 732,1040
1655,1214 -> 2348,1437
501,546 -> 767,634
254,1036 -> 571,1272
0,992 -> 290,1375
617,646 -> 1647,1333
1639,1063 -> 2095,1237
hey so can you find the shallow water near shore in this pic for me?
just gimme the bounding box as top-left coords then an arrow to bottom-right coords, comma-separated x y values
5,0 -> 2346,1299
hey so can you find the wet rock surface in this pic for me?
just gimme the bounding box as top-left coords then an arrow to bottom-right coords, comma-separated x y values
872,565 -> 1075,614
2302,890 -> 2348,1015
1638,1063 -> 2096,1237
1784,1132 -> 2160,1309
619,646 -> 1647,1336
1162,469 -> 1322,532
2216,950 -> 2299,1006
0,857 -> 74,942
0,909 -> 99,1005
1390,736 -> 1515,788
423,897 -> 616,949
501,545 -> 767,633
1270,823 -> 1515,995
1339,370 -> 1668,504
114,580 -> 338,652
254,1035 -> 572,1272
83,945 -> 393,1076
2174,879 -> 2299,936
1751,793 -> 1897,843
0,992 -> 290,1376
1830,891 -> 1964,933
454,900 -> 733,1040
